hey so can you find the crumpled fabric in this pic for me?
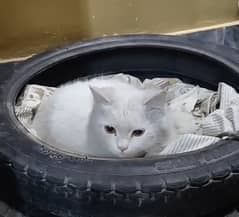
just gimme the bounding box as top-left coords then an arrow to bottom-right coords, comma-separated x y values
15,74 -> 239,156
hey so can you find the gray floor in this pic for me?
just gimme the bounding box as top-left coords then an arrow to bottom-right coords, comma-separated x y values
1,200 -> 239,217
0,201 -> 24,217
180,25 -> 239,50
227,211 -> 239,217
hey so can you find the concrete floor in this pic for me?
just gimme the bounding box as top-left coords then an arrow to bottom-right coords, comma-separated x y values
0,200 -> 238,217
0,201 -> 24,217
227,211 -> 239,217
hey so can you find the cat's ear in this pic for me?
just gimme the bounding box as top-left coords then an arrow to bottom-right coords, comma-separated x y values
144,90 -> 166,109
89,86 -> 113,104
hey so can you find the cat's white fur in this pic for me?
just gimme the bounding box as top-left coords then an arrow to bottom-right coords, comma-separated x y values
32,78 -> 176,158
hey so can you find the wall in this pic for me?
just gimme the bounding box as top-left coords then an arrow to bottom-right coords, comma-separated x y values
0,0 -> 238,60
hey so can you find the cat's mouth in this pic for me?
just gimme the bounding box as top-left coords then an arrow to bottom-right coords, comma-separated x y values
118,150 -> 146,158
137,151 -> 147,158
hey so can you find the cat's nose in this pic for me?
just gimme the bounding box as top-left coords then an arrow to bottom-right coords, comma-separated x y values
118,144 -> 128,152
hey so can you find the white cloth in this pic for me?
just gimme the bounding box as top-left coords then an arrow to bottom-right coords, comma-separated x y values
15,74 -> 239,155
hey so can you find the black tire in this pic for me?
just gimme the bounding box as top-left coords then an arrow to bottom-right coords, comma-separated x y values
1,35 -> 239,217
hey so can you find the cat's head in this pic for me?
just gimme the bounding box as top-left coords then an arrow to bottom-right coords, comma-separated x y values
89,85 -> 171,158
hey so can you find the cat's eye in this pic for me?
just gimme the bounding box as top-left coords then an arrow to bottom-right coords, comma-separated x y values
104,125 -> 116,135
131,129 -> 145,137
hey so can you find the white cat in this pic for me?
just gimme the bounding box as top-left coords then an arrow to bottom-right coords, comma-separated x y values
32,77 -> 176,158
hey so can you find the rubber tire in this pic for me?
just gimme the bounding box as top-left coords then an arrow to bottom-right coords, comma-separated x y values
1,35 -> 239,217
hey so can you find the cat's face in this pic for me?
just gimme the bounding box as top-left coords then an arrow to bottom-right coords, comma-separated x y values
96,107 -> 157,158
89,86 -> 169,158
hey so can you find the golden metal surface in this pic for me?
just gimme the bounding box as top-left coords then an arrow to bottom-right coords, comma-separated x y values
0,0 -> 239,60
